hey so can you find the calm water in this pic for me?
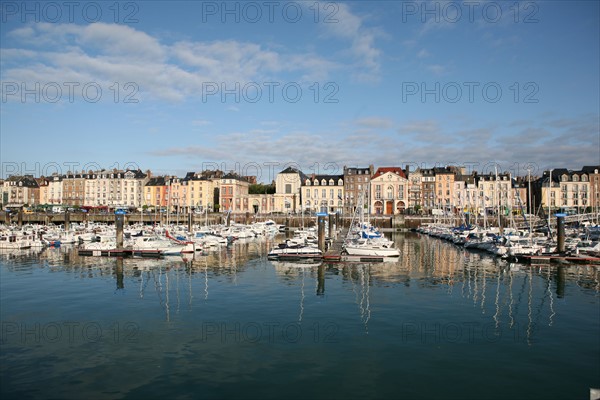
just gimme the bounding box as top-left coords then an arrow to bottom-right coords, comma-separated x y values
1,233 -> 599,400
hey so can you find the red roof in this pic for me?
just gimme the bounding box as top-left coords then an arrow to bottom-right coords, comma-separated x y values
372,167 -> 406,179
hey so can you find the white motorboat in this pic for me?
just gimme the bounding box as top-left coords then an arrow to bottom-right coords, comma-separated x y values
130,235 -> 186,256
268,239 -> 322,260
343,238 -> 400,257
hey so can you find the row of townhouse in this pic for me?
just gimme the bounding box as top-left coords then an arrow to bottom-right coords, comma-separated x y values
270,164 -> 599,216
1,165 -> 599,215
532,166 -> 600,213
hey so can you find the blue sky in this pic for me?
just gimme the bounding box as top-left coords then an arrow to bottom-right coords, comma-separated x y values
1,0 -> 599,182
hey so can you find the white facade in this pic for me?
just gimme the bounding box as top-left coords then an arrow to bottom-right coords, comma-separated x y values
370,169 -> 409,215
47,175 -> 63,205
274,168 -> 303,213
302,175 -> 344,213
558,172 -> 590,209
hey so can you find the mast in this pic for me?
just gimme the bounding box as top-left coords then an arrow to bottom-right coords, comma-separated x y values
528,168 -> 532,236
495,165 -> 502,233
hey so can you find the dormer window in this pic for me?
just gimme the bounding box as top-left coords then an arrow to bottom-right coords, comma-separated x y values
329,179 -> 334,186
321,179 -> 326,186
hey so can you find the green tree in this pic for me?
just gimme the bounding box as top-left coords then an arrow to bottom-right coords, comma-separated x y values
249,183 -> 276,194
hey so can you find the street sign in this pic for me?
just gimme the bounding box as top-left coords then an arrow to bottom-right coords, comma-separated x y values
316,212 -> 327,217
115,210 -> 126,215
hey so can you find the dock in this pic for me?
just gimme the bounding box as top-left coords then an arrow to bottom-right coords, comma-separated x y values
522,254 -> 600,265
323,227 -> 348,262
77,249 -> 164,258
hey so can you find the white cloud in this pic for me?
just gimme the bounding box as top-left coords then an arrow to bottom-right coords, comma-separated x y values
355,117 -> 393,130
192,119 -> 211,126
417,49 -> 430,59
1,22 -> 341,102
316,2 -> 383,82
146,112 -> 599,179
426,64 -> 446,76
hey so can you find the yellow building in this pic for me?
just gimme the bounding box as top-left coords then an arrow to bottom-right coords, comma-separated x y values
274,167 -> 304,213
302,174 -> 344,213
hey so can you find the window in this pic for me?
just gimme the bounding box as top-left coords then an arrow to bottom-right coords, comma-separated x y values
285,184 -> 292,194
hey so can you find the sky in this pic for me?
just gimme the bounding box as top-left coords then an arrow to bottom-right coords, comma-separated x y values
1,0 -> 599,183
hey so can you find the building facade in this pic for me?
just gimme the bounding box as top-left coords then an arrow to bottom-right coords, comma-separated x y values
274,167 -> 305,213
220,173 -> 250,213
582,166 -> 600,211
302,174 -> 344,214
370,167 -> 409,215
62,173 -> 86,207
2,175 -> 39,208
343,165 -> 373,215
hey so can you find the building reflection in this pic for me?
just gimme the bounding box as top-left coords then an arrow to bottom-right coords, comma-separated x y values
1,233 -> 598,333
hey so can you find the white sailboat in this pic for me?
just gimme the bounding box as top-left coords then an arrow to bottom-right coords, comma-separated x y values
343,185 -> 400,257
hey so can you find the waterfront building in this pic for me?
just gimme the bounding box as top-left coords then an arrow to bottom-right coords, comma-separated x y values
120,169 -> 148,208
556,170 -> 591,211
533,169 -> 564,215
144,176 -> 168,210
511,176 -> 529,214
582,166 -> 600,211
452,175 -> 467,213
220,172 -> 250,213
433,167 -> 458,212
181,172 -> 219,213
274,166 -> 305,213
47,174 -> 63,205
408,169 -> 422,212
343,165 -> 373,215
475,172 -> 513,215
420,168 -> 436,213
62,173 -> 86,207
242,193 -> 276,214
302,174 -> 344,214
2,175 -> 39,208
370,167 -> 409,215
165,176 -> 184,213
83,169 -> 147,208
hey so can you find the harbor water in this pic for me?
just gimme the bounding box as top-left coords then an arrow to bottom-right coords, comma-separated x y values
1,233 -> 599,399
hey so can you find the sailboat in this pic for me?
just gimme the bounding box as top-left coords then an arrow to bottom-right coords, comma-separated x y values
343,185 -> 400,257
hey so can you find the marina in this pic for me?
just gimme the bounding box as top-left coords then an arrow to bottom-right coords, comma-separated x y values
1,231 -> 599,399
2,1 -> 599,399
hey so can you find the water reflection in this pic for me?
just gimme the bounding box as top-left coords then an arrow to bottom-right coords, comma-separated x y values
1,234 -> 598,337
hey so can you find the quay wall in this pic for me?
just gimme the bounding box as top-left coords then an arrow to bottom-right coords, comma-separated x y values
0,211 -> 510,230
